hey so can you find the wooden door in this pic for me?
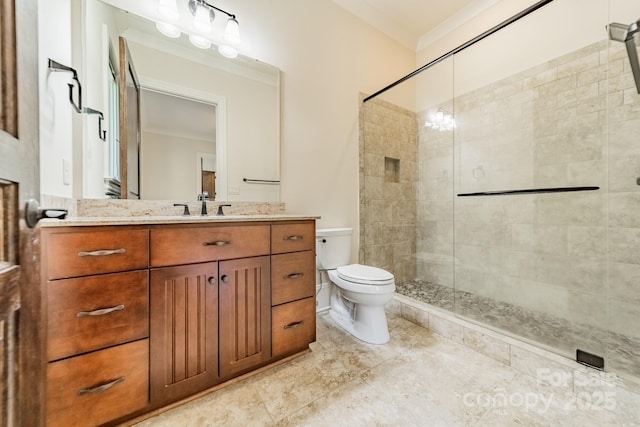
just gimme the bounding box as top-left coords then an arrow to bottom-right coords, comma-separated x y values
0,0 -> 43,425
219,256 -> 271,378
150,263 -> 218,405
118,37 -> 141,199
202,170 -> 216,201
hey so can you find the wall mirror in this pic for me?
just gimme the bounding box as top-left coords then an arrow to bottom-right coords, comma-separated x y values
82,0 -> 281,202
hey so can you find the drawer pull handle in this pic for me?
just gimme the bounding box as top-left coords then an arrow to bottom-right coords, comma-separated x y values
203,240 -> 231,246
77,304 -> 125,318
220,275 -> 230,283
284,320 -> 304,329
208,276 -> 217,285
78,248 -> 126,257
284,235 -> 303,241
285,272 -> 304,280
77,376 -> 125,396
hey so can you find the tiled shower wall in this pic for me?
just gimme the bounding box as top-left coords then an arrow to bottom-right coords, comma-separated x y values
449,41 -> 611,331
361,39 -> 640,382
418,40 -> 640,342
359,97 -> 418,284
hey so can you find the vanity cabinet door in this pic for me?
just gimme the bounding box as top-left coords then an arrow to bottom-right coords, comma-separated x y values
219,256 -> 271,378
150,262 -> 219,405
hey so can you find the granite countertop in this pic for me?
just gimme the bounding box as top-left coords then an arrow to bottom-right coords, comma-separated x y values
39,214 -> 320,227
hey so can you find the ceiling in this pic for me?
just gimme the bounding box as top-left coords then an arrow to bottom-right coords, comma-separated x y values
333,0 -> 501,51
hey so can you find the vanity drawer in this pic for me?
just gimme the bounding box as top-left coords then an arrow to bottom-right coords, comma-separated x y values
46,339 -> 149,427
46,228 -> 149,280
271,251 -> 315,306
271,222 -> 315,254
272,297 -> 316,358
47,270 -> 149,362
150,224 -> 270,267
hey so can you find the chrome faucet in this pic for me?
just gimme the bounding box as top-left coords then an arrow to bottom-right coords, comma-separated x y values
198,191 -> 209,216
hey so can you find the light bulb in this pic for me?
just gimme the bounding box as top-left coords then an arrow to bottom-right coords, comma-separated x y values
218,44 -> 238,59
193,4 -> 213,34
156,22 -> 181,38
189,33 -> 211,49
224,17 -> 240,45
158,0 -> 179,21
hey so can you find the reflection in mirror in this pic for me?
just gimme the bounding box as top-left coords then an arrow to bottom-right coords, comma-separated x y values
140,89 -> 217,200
82,0 -> 280,202
119,36 -> 141,200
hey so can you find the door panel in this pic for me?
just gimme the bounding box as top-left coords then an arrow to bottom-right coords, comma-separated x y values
219,256 -> 271,378
0,0 -> 42,425
150,263 -> 218,405
118,37 -> 141,199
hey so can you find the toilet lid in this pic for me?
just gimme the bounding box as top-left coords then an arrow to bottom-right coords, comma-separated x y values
336,264 -> 394,286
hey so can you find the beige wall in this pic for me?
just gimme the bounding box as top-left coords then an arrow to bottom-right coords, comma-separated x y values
38,0 -> 75,198
225,0 -> 416,262
140,131 -> 214,200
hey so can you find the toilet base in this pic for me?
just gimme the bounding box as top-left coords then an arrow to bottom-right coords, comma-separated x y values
329,289 -> 390,345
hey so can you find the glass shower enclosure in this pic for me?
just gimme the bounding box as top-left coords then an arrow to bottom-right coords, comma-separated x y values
360,0 -> 640,387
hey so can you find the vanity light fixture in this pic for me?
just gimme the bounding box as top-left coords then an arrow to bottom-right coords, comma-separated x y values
218,44 -> 238,59
189,33 -> 212,49
158,0 -> 179,21
190,0 -> 214,34
155,0 -> 241,56
156,21 -> 181,38
425,110 -> 456,131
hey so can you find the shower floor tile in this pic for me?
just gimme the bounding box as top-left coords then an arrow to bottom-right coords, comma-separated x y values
396,280 -> 640,384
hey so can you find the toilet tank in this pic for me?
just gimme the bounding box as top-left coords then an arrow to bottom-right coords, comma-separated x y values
316,228 -> 352,269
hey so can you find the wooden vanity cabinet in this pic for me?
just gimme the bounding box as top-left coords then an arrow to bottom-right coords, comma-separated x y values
218,256 -> 271,378
270,222 -> 317,358
42,226 -> 150,427
149,262 -> 219,406
42,219 -> 316,425
148,224 -> 273,402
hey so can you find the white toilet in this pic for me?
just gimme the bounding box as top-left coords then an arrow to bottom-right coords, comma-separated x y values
316,228 -> 395,344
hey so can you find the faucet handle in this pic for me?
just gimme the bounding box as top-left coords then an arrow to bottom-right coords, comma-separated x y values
173,203 -> 190,216
216,204 -> 232,216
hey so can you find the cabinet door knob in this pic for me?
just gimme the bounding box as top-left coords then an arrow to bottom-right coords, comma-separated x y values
208,276 -> 216,285
220,275 -> 229,283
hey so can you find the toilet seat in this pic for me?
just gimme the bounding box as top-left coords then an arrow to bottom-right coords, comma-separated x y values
336,264 -> 394,286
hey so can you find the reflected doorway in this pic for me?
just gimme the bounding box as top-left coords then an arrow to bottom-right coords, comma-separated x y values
139,89 -> 216,200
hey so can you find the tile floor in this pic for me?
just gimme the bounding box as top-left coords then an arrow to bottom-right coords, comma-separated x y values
133,313 -> 639,426
396,280 -> 640,381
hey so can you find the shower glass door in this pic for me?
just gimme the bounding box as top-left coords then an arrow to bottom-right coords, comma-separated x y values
452,0 -> 610,363
605,0 -> 640,386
